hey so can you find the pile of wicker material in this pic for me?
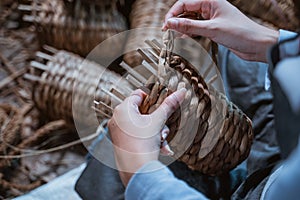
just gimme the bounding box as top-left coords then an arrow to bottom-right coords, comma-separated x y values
20,0 -> 128,56
229,0 -> 299,31
0,28 -> 86,198
0,28 -> 38,106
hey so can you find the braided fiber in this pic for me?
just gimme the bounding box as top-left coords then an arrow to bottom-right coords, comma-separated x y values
27,0 -> 127,56
29,50 -> 132,127
228,0 -> 299,31
140,53 -> 253,175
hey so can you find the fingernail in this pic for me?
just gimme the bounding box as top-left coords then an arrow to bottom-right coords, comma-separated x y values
179,88 -> 187,93
165,145 -> 174,156
161,22 -> 167,31
162,132 -> 168,140
177,88 -> 187,104
167,18 -> 178,28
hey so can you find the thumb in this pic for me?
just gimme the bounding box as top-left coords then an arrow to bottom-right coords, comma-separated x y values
166,18 -> 212,38
127,89 -> 147,107
151,88 -> 186,123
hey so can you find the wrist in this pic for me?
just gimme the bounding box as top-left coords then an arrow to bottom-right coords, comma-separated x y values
114,147 -> 159,186
118,159 -> 158,186
257,25 -> 279,62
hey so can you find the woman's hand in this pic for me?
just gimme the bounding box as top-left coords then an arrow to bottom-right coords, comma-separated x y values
108,88 -> 186,186
162,0 -> 279,62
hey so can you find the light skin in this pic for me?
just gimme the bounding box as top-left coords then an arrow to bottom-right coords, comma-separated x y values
108,88 -> 186,186
162,0 -> 279,62
109,0 -> 280,187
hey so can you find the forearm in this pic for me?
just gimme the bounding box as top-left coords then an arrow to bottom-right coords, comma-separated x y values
125,161 -> 208,200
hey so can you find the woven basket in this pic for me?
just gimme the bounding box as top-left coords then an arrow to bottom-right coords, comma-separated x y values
22,0 -> 127,56
25,39 -> 253,175
76,0 -> 113,6
124,38 -> 252,175
229,0 -> 299,31
25,47 -> 132,127
140,54 -> 252,175
0,0 -> 14,6
0,0 -> 22,29
98,37 -> 253,175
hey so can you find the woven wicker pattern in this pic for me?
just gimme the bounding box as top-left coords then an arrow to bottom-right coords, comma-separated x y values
0,0 -> 22,29
229,0 -> 299,31
26,48 -> 132,126
26,37 -> 253,175
0,0 -> 14,7
22,0 -> 127,56
138,42 -> 253,175
79,0 -> 113,6
124,0 -> 177,66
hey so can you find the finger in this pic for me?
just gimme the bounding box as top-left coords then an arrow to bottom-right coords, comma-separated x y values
166,17 -> 213,37
164,1 -> 185,26
163,0 -> 203,30
160,140 -> 174,156
115,89 -> 147,116
161,125 -> 170,142
181,33 -> 191,38
152,88 -> 187,122
164,0 -> 203,22
127,89 -> 148,107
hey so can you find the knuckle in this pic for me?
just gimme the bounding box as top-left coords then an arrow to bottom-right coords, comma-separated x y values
114,104 -> 122,114
107,119 -> 114,130
179,18 -> 193,33
207,20 -> 220,33
164,95 -> 178,111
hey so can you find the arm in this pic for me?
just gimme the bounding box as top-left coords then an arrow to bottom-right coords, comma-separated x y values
162,0 -> 279,62
108,88 -> 187,186
108,89 -> 208,199
126,161 -> 208,200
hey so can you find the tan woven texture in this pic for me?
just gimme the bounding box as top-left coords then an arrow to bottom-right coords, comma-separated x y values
25,37 -> 253,175
79,0 -> 113,6
137,41 -> 253,175
0,0 -> 23,29
229,0 -> 299,31
124,0 -> 177,67
23,0 -> 127,56
26,48 -> 132,127
0,0 -> 14,6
